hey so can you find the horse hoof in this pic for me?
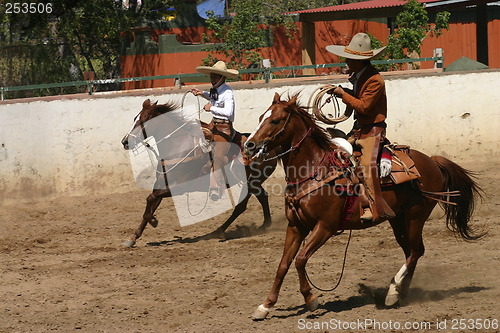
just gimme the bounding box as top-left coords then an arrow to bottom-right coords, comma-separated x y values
122,239 -> 136,248
251,304 -> 270,321
306,295 -> 319,312
385,284 -> 400,307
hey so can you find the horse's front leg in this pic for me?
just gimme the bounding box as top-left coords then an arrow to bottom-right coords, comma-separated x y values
252,224 -> 307,320
295,222 -> 334,312
123,188 -> 171,247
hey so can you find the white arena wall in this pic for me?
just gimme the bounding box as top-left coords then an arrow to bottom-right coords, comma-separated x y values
0,69 -> 498,204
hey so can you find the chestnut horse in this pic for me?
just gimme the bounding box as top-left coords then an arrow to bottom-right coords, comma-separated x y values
243,93 -> 482,320
121,99 -> 277,247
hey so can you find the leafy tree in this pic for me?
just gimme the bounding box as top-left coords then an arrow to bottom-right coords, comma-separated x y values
201,0 -> 271,69
0,0 -> 173,97
201,0 -> 341,69
385,0 -> 450,67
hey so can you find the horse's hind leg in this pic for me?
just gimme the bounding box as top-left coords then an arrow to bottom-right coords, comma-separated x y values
204,185 -> 271,239
202,191 -> 252,239
254,186 -> 272,230
252,224 -> 307,320
386,204 -> 430,306
123,189 -> 170,247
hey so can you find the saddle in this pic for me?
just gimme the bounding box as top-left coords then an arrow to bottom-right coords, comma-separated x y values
160,124 -> 244,169
380,144 -> 421,185
285,141 -> 421,202
284,142 -> 421,230
201,124 -> 245,162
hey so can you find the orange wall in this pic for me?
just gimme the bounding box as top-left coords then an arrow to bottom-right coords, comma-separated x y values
121,51 -> 211,89
420,18 -> 499,69
314,20 -> 390,74
120,19 -> 389,88
487,19 -> 500,68
421,22 -> 477,68
121,19 -> 499,89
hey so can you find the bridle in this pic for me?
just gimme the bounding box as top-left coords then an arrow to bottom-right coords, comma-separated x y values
257,104 -> 312,162
125,109 -> 200,173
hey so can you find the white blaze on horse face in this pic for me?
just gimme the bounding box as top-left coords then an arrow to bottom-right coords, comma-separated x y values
247,109 -> 272,142
127,117 -> 141,138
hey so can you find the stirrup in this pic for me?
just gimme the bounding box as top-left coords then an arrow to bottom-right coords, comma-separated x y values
360,208 -> 373,222
209,187 -> 221,201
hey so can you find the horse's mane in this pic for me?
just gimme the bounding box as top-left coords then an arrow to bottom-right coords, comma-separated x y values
283,94 -> 334,151
154,101 -> 180,114
149,100 -> 212,130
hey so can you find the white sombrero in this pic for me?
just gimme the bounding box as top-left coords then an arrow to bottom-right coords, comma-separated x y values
195,61 -> 239,80
326,33 -> 386,60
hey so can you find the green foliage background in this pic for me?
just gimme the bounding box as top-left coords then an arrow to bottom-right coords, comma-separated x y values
201,0 -> 340,69
0,0 -> 170,98
384,0 -> 449,68
0,0 -> 449,98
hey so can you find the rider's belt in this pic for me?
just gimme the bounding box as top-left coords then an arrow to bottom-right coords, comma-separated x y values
354,120 -> 387,130
372,120 -> 387,128
213,118 -> 231,124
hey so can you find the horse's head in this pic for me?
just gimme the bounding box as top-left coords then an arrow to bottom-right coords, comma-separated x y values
243,92 -> 301,158
121,99 -> 178,150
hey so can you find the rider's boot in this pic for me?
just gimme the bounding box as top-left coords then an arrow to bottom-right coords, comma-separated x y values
356,131 -> 395,223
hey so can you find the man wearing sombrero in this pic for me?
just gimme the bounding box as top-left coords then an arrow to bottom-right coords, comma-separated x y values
326,32 -> 395,223
191,61 -> 239,201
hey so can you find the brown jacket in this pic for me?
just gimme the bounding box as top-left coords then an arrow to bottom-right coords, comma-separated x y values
342,64 -> 387,126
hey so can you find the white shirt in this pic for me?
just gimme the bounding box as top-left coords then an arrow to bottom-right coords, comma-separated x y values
202,83 -> 235,122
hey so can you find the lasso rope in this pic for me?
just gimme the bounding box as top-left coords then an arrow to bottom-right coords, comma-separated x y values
180,90 -> 211,216
181,90 -> 203,119
186,190 -> 210,216
307,86 -> 352,125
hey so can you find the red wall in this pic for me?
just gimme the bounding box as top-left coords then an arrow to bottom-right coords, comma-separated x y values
120,20 -> 389,88
314,20 -> 390,74
120,18 -> 499,89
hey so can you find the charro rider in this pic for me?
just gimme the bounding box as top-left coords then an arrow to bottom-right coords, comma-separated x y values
190,61 -> 239,201
325,32 -> 395,222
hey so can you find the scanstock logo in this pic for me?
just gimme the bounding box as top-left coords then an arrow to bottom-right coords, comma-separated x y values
127,104 -> 248,226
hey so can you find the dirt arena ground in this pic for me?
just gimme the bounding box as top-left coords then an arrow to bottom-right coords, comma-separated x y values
1,160 -> 499,333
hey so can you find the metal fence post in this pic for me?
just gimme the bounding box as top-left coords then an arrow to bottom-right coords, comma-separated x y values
0,58 -> 446,100
87,82 -> 93,95
434,48 -> 444,69
264,68 -> 271,83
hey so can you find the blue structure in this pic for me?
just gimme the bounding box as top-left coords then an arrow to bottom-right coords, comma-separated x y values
197,0 -> 226,19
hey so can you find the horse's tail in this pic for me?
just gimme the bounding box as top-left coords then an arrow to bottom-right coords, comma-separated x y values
431,156 -> 484,240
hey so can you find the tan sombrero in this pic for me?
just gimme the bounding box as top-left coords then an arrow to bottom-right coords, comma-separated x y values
195,61 -> 239,79
326,33 -> 386,60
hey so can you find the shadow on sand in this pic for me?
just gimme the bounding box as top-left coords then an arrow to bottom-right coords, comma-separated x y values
145,224 -> 268,246
272,284 -> 488,319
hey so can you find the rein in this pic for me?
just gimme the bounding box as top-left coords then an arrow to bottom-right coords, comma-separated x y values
264,127 -> 313,162
126,101 -> 206,173
159,145 -> 199,174
285,148 -> 326,185
305,229 -> 352,292
268,108 -> 355,292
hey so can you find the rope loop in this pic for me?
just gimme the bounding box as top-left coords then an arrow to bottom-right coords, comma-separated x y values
307,86 -> 352,125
